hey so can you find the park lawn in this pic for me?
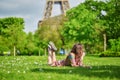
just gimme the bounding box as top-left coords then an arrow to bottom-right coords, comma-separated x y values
0,55 -> 120,80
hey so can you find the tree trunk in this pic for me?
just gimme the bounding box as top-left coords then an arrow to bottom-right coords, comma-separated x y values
39,49 -> 40,56
45,48 -> 46,56
14,45 -> 16,56
103,34 -> 107,51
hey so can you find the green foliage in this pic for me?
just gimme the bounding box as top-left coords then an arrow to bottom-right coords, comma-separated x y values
0,17 -> 26,55
37,15 -> 68,50
25,32 -> 36,55
36,25 -> 62,51
0,36 -> 9,51
100,51 -> 120,57
0,17 -> 24,36
38,48 -> 45,56
62,1 -> 104,53
61,0 -> 120,54
62,4 -> 97,43
104,0 -> 120,39
100,38 -> 120,57
108,38 -> 120,52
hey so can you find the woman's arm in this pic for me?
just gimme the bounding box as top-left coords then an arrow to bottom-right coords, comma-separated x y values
78,52 -> 85,67
69,53 -> 79,67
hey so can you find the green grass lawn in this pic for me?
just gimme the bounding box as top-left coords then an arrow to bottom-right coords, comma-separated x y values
0,55 -> 120,80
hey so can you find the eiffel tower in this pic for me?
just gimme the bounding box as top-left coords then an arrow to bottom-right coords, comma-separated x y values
38,0 -> 70,27
43,0 -> 70,19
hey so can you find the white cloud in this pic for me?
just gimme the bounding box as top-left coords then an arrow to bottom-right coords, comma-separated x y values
0,3 -> 19,9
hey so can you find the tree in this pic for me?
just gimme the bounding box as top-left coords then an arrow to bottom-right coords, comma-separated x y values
0,17 -> 26,56
25,32 -> 37,55
61,0 -> 120,53
62,1 -> 100,53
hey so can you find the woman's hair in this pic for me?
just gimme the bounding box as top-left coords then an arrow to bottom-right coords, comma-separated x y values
71,43 -> 83,55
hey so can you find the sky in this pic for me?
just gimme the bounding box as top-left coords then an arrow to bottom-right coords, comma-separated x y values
0,0 -> 84,33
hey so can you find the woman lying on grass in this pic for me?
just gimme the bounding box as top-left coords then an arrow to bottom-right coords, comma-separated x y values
48,43 -> 90,68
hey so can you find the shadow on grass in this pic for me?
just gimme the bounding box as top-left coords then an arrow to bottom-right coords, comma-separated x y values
31,65 -> 120,79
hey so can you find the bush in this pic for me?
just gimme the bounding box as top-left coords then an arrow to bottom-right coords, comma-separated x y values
38,48 -> 45,56
99,50 -> 120,57
109,38 -> 120,52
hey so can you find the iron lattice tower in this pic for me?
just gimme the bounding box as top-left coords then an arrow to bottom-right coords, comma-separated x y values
43,0 -> 70,19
